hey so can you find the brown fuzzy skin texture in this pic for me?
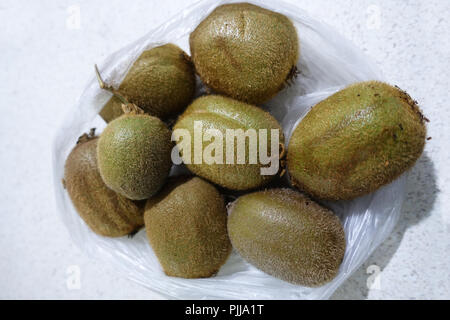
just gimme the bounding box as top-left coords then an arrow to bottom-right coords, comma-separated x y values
173,95 -> 285,190
287,81 -> 427,201
64,137 -> 144,237
144,177 -> 231,278
228,188 -> 346,287
189,3 -> 299,105
100,44 -> 196,122
97,114 -> 173,200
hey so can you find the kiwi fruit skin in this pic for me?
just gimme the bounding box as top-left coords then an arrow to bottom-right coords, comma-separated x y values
287,81 -> 427,201
144,176 -> 231,278
189,3 -> 299,105
100,43 -> 196,122
97,114 -> 173,200
64,136 -> 144,237
173,95 -> 285,190
228,188 -> 346,287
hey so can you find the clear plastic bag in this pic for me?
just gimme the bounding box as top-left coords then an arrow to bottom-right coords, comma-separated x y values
52,0 -> 406,299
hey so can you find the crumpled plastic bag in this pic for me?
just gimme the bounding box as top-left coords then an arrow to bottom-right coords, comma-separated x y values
52,0 -> 407,299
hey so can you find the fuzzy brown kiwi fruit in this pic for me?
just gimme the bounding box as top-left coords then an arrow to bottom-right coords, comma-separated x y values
287,81 -> 427,200
189,3 -> 299,104
99,43 -> 196,122
63,130 -> 144,237
228,188 -> 346,287
173,95 -> 285,191
144,176 -> 231,278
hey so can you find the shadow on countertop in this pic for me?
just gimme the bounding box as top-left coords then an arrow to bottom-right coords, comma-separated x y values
330,152 -> 438,300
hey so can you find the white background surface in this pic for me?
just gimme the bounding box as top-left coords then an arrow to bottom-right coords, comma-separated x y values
0,0 -> 449,299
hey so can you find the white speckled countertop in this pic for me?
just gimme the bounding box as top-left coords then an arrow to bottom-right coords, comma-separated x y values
0,0 -> 449,299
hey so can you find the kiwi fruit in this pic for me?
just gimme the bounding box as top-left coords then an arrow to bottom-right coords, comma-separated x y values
173,95 -> 285,190
99,43 -> 196,122
144,176 -> 231,278
228,188 -> 346,287
287,81 -> 427,200
189,3 -> 299,105
97,110 -> 173,200
63,131 -> 144,237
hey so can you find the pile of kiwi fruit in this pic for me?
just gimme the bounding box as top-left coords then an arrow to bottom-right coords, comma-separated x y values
63,3 -> 427,288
